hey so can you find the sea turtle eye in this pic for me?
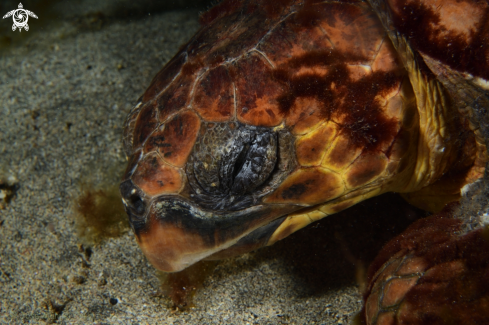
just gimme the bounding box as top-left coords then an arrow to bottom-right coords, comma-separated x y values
232,142 -> 251,181
187,123 -> 284,211
230,132 -> 277,195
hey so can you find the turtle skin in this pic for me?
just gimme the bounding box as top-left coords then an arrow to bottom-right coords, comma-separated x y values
120,0 -> 488,296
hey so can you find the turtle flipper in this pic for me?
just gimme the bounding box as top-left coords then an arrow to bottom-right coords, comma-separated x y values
25,24 -> 29,31
2,10 -> 14,19
12,24 -> 16,32
26,10 -> 38,19
363,200 -> 489,325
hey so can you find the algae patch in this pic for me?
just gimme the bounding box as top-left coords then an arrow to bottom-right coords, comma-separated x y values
74,184 -> 129,245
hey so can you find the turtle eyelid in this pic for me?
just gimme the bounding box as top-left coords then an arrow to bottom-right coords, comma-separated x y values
231,132 -> 277,195
187,124 -> 288,211
232,142 -> 252,181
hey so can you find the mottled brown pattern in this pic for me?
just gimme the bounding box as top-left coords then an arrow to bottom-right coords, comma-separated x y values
334,71 -> 400,151
256,16 -> 335,67
346,153 -> 387,188
295,123 -> 336,166
233,54 -> 285,126
131,153 -> 182,197
144,111 -> 201,167
141,0 -> 403,157
284,97 -> 325,135
132,103 -> 158,149
315,2 -> 385,59
156,73 -> 193,123
264,167 -> 344,205
363,205 -> 489,325
192,66 -> 234,122
270,51 -> 402,152
322,136 -> 362,171
389,0 -> 489,80
371,39 -> 399,73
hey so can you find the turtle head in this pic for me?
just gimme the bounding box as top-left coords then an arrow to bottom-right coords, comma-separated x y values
120,0 -> 486,272
119,0 -> 412,272
119,0 -> 409,273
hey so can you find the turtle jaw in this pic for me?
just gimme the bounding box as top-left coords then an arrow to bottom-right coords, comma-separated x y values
132,196 -> 300,272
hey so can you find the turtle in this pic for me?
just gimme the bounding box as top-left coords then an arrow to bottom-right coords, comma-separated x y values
120,0 -> 489,322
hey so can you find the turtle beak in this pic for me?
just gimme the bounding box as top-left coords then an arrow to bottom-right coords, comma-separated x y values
204,216 -> 288,261
129,196 -> 296,272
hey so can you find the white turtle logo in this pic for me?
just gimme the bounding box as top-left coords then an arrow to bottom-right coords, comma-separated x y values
2,3 -> 38,32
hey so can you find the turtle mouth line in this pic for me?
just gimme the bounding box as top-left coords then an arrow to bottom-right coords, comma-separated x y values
130,186 -> 381,272
146,195 -> 302,235
133,195 -> 303,272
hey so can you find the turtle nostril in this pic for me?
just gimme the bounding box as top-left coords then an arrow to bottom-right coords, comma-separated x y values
120,180 -> 146,216
129,193 -> 145,215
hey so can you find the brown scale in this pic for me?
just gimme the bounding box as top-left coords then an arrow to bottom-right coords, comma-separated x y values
131,153 -> 182,197
285,97 -> 327,135
295,123 -> 337,166
156,73 -> 194,124
322,136 -> 362,172
362,204 -> 489,325
264,167 -> 344,205
132,103 -> 158,150
346,154 -> 388,189
144,111 -> 201,167
232,53 -> 285,126
191,66 -> 234,122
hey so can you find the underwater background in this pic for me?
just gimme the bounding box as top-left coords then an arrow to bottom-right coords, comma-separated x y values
1,0 -> 488,324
